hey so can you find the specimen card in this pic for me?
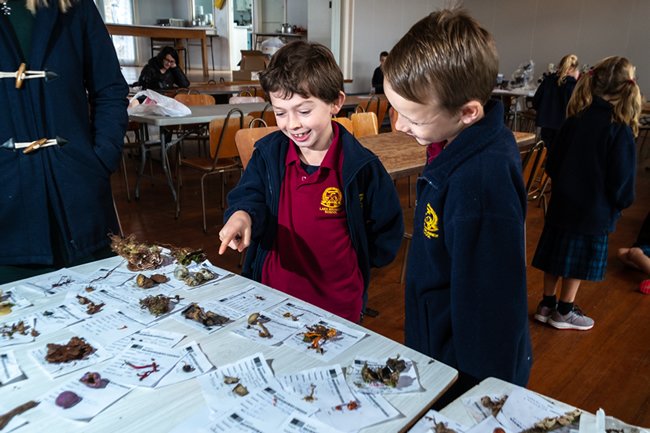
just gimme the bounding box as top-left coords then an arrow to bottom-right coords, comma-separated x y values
0,403 -> 28,433
22,268 -> 89,296
278,364 -> 355,410
462,393 -> 506,424
495,386 -> 568,432
81,265 -> 136,289
172,300 -> 243,334
230,311 -> 301,346
26,304 -> 87,337
199,352 -> 282,417
408,409 -> 469,433
0,317 -> 36,348
345,356 -> 422,394
104,328 -> 185,357
0,288 -> 33,314
232,385 -> 318,429
68,309 -> 146,347
314,390 -> 401,432
267,300 -> 332,325
113,294 -> 187,326
155,342 -> 214,388
279,412 -> 345,433
282,319 -> 367,363
465,416 -> 514,433
0,351 -> 25,386
168,408 -> 217,433
63,289 -> 109,316
102,342 -> 183,387
215,284 -> 287,315
39,371 -> 134,421
29,336 -> 109,379
199,409 -> 274,433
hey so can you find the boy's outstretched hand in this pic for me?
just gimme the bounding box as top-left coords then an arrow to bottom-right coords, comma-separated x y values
219,211 -> 252,254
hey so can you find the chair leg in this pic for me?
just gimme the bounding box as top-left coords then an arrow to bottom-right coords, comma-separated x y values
112,194 -> 124,239
121,153 -> 130,203
201,173 -> 208,233
221,172 -> 226,210
175,164 -> 182,219
400,237 -> 411,284
408,175 -> 412,208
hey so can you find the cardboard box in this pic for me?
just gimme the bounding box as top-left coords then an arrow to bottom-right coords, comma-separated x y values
233,50 -> 266,81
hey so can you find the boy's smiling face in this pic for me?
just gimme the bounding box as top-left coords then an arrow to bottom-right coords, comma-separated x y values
270,90 -> 345,154
385,82 -> 478,146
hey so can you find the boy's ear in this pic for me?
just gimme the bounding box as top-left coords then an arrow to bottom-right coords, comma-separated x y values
459,100 -> 484,125
330,91 -> 346,115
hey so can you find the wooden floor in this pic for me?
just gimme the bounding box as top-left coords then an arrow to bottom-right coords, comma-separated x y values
112,113 -> 650,426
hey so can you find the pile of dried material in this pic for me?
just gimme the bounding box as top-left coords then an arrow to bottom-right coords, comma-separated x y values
424,418 -> 457,433
361,355 -> 407,388
109,234 -> 162,271
0,321 -> 37,339
45,337 -> 95,363
76,295 -> 104,315
481,395 -> 508,417
522,409 -> 581,433
300,324 -> 337,354
0,401 -> 39,429
139,294 -> 181,317
167,246 -> 207,266
136,273 -> 168,288
182,303 -> 229,327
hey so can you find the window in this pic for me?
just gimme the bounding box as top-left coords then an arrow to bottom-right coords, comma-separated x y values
97,0 -> 136,65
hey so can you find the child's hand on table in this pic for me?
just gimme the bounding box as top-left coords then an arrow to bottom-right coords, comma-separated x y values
219,211 -> 252,254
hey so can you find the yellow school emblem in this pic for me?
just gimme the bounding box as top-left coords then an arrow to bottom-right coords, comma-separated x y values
423,203 -> 439,238
320,187 -> 343,214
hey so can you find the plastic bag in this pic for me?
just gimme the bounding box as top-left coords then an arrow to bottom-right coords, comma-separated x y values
228,96 -> 265,104
127,89 -> 191,117
260,37 -> 284,56
508,60 -> 535,90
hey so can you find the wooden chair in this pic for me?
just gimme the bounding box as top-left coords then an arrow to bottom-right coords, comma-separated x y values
173,93 -> 216,156
333,117 -> 353,135
389,107 -> 398,132
229,95 -> 265,104
247,103 -> 276,127
176,109 -> 252,232
361,96 -> 389,127
351,111 -> 378,138
235,125 -> 280,170
521,140 -> 546,259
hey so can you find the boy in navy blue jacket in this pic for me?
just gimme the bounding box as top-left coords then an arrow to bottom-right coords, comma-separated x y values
219,41 -> 404,324
383,8 -> 533,386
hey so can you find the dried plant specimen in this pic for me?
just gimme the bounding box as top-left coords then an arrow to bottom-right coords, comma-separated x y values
481,395 -> 508,417
303,384 -> 317,402
136,274 -> 155,289
0,401 -> 39,429
223,375 -> 239,384
424,418 -> 457,433
334,401 -> 358,410
521,409 -> 581,433
139,295 -> 181,317
233,383 -> 249,396
109,234 -> 162,271
0,321 -> 31,339
76,295 -> 104,315
182,303 -> 229,327
300,325 -> 337,354
79,372 -> 102,388
361,355 -> 406,388
166,246 -> 207,266
283,312 -> 303,321
247,313 -> 272,338
46,337 -> 95,363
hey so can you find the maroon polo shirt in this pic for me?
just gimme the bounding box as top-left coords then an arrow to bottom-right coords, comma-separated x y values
427,141 -> 446,164
262,122 -> 364,322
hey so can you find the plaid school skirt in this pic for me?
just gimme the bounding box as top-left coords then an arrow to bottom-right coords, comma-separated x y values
532,225 -> 609,281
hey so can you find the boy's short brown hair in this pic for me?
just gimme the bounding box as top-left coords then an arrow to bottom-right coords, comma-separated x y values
259,40 -> 344,104
383,8 -> 498,113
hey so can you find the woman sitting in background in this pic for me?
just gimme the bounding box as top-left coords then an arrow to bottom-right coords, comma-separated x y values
138,46 -> 190,90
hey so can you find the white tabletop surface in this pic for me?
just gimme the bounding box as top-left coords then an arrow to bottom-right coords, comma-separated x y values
0,256 -> 457,433
492,88 -> 536,98
129,102 -> 269,126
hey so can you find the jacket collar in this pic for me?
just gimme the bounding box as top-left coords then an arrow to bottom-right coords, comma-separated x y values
29,2 -> 59,70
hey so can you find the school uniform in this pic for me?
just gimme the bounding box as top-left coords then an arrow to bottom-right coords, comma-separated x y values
224,122 -> 404,322
404,100 -> 533,386
532,96 -> 636,281
532,73 -> 577,145
0,0 -> 129,267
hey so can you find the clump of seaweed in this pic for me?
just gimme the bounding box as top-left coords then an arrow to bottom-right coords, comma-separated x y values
480,395 -> 508,417
182,303 -> 229,327
139,294 -> 181,317
45,337 -> 95,363
521,409 -> 581,433
361,355 -> 407,388
300,324 -> 337,354
0,321 -> 33,340
76,295 -> 104,315
109,234 -> 162,272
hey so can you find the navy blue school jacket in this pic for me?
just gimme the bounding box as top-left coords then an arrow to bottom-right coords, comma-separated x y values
532,73 -> 577,130
224,124 -> 404,317
0,0 -> 129,265
545,96 -> 636,235
404,100 -> 533,386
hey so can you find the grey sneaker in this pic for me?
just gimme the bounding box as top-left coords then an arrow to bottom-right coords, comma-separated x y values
548,306 -> 594,330
534,301 -> 555,323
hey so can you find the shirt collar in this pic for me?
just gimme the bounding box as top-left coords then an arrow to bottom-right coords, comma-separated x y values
286,121 -> 342,171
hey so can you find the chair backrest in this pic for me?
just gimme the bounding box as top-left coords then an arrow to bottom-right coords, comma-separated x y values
247,103 -> 276,127
389,107 -> 398,132
229,96 -> 265,104
363,96 -> 389,126
174,93 -> 215,106
235,126 -> 280,169
208,110 -> 251,160
333,117 -> 353,135
351,111 -> 378,138
521,140 -> 546,194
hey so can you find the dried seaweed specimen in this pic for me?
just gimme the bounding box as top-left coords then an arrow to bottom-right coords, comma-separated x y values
424,418 -> 457,433
0,401 -> 39,429
45,337 -> 95,363
125,361 -> 159,381
55,391 -> 82,409
166,246 -> 207,266
139,295 -> 181,317
1,321 -> 29,339
109,234 -> 162,271
361,355 -> 406,388
303,384 -> 316,402
79,372 -> 102,388
233,383 -> 249,396
223,375 -> 239,384
480,395 -> 508,417
76,295 -> 104,315
334,401 -> 358,410
182,303 -> 229,327
521,409 -> 581,433
300,325 -> 337,354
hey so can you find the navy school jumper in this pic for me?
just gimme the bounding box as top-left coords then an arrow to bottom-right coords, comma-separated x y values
532,73 -> 577,130
404,100 -> 533,386
223,124 -> 404,318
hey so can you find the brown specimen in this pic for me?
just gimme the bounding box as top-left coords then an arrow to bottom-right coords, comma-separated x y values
182,303 -> 229,327
45,337 -> 95,363
109,234 -> 163,271
0,401 -> 39,430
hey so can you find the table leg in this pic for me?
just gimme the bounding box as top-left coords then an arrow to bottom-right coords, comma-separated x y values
201,36 -> 208,78
134,123 -> 147,201
159,128 -> 178,215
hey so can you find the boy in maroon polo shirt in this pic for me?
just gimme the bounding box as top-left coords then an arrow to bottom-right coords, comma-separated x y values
219,41 -> 404,323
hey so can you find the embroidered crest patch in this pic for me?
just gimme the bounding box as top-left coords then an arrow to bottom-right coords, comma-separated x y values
424,203 -> 439,238
320,187 -> 343,214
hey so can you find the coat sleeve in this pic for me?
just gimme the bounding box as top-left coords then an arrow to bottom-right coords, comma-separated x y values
83,0 -> 129,174
223,149 -> 270,240
171,67 -> 190,88
363,161 -> 404,268
606,125 -> 636,211
138,63 -> 156,89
